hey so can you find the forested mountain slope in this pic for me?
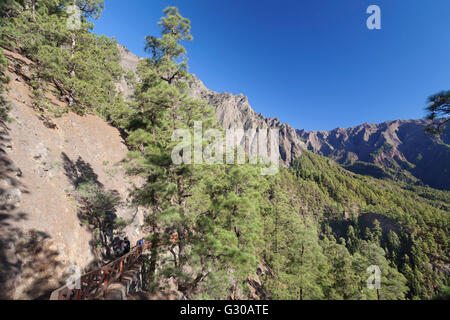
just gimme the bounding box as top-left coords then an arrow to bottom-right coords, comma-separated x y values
262,150 -> 449,299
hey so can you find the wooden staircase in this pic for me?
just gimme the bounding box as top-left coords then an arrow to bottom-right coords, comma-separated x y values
50,241 -> 150,300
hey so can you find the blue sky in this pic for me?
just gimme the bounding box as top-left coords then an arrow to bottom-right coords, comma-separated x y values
94,0 -> 450,131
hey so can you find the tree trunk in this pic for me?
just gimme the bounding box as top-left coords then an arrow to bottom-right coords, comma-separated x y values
176,240 -> 185,290
69,33 -> 76,107
146,227 -> 160,292
31,0 -> 36,21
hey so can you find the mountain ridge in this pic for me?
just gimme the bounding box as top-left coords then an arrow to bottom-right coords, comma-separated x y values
118,45 -> 450,189
297,118 -> 450,189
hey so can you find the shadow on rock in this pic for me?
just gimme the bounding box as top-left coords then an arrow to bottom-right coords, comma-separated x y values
0,216 -> 66,299
61,152 -> 125,265
0,123 -> 66,300
61,152 -> 103,188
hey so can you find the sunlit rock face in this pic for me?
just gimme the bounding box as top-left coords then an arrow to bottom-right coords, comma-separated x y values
0,49 -> 147,299
117,47 -> 306,166
187,75 -> 307,166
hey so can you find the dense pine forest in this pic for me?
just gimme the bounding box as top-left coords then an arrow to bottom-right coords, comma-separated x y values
0,1 -> 448,300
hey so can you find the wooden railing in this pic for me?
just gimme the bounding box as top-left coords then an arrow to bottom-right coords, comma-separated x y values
50,241 -> 151,300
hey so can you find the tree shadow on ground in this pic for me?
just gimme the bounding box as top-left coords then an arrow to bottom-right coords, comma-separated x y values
61,152 -> 123,265
0,224 -> 67,299
61,152 -> 103,189
12,229 -> 66,300
0,123 -> 64,300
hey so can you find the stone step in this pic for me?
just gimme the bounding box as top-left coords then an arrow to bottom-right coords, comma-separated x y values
95,263 -> 144,300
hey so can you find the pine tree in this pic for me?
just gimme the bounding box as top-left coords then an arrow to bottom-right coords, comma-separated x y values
0,0 -> 123,116
122,7 -> 255,297
264,177 -> 328,300
187,163 -> 267,298
424,90 -> 450,134
358,240 -> 408,300
387,230 -> 401,264
346,225 -> 359,253
371,219 -> 383,245
321,237 -> 359,299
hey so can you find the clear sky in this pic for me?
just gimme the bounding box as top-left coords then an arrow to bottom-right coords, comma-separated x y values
94,0 -> 450,131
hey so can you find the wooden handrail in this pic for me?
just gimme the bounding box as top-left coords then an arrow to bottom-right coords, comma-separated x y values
49,231 -> 183,300
50,241 -> 151,300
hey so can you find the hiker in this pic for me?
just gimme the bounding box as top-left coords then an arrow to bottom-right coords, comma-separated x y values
114,239 -> 124,257
123,237 -> 131,254
112,237 -> 123,257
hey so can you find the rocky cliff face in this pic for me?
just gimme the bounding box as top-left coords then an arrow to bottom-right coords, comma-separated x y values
187,76 -> 307,165
0,49 -> 147,299
117,47 -> 307,166
297,120 -> 450,190
117,45 -> 140,99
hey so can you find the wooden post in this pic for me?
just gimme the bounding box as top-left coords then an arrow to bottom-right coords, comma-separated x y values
76,289 -> 82,300
103,270 -> 109,287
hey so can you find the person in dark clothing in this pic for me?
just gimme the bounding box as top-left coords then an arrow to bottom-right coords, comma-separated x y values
112,237 -> 123,258
123,237 -> 131,254
117,242 -> 124,257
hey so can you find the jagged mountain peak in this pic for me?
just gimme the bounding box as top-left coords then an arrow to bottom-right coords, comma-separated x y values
187,74 -> 307,165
